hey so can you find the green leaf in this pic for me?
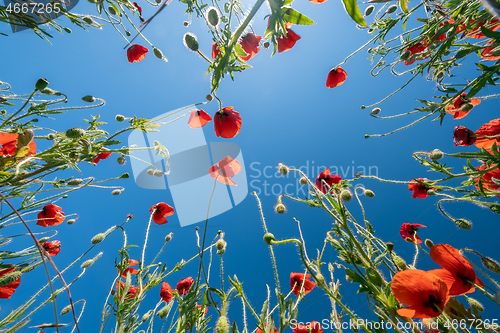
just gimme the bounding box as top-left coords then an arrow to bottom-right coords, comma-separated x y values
282,7 -> 315,25
399,0 -> 408,13
341,0 -> 367,26
234,43 -> 248,58
480,25 -> 500,39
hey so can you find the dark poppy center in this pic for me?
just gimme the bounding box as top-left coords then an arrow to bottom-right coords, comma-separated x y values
422,294 -> 437,308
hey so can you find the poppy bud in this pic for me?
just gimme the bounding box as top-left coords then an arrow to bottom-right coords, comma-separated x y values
38,237 -> 50,243
427,189 -> 436,195
328,238 -> 341,248
63,27 -> 72,33
142,312 -> 151,322
316,272 -> 326,287
83,16 -> 94,24
481,256 -> 500,273
0,271 -> 21,287
68,178 -> 84,186
263,232 -> 275,245
117,156 -> 126,164
263,41 -> 270,49
112,189 -> 122,195
436,71 -> 444,80
17,129 -> 34,148
81,252 -> 102,269
393,255 -> 407,271
278,163 -> 289,175
461,103 -> 474,112
216,239 -> 227,254
82,95 -> 96,103
454,218 -> 472,230
154,48 -> 167,61
120,173 -> 130,179
425,239 -> 434,248
366,267 -> 383,287
370,107 -> 381,115
400,50 -> 411,61
183,21 -> 190,27
275,203 -> 286,214
364,5 -> 374,16
40,88 -> 61,95
115,114 -> 125,122
430,149 -> 443,161
364,189 -> 375,197
60,304 -> 73,315
207,7 -> 219,26
364,134 -> 370,139
386,5 -> 397,13
386,242 -> 393,252
91,233 -> 106,244
66,128 -> 86,139
157,305 -> 170,319
467,297 -> 484,312
165,232 -> 173,243
299,177 -> 308,185
490,205 -> 500,214
47,133 -> 56,140
206,94 -> 213,102
67,219 -> 76,225
154,170 -> 164,177
340,189 -> 352,202
147,169 -> 155,176
35,78 -> 49,91
108,6 -> 116,14
216,316 -> 230,333
183,33 -> 199,52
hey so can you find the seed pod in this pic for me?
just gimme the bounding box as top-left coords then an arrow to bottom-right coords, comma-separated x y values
35,78 -> 49,91
386,242 -> 394,252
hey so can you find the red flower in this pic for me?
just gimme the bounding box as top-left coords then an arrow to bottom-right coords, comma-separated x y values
290,273 -> 315,297
0,133 -> 36,156
453,125 -> 476,147
238,33 -> 262,61
160,282 -> 175,302
257,325 -> 279,333
428,244 -> 483,296
309,0 -> 327,3
132,2 -> 142,15
150,202 -> 174,225
196,304 -> 207,317
212,43 -> 221,59
188,109 -> 213,128
400,223 -> 426,244
116,280 -> 139,300
214,106 -> 242,139
120,259 -> 139,278
475,119 -> 500,150
42,240 -> 61,256
37,204 -> 65,227
464,18 -> 500,39
408,178 -> 435,199
475,164 -> 500,197
326,67 -> 348,88
403,42 -> 429,65
176,276 -> 194,295
391,269 -> 449,318
93,148 -> 112,164
480,40 -> 500,60
208,156 -> 241,186
445,93 -> 481,120
0,265 -> 21,299
292,322 -> 323,333
277,28 -> 301,53
314,168 -> 342,194
127,44 -> 149,63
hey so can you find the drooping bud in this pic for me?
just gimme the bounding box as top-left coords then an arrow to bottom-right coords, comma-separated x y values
278,163 -> 289,175
299,177 -> 308,185
454,218 -> 472,230
91,233 -> 106,245
364,5 -> 374,16
183,21 -> 190,27
81,252 -> 103,268
60,304 -> 73,315
183,33 -> 199,52
393,255 -> 407,271
427,189 -> 436,196
117,156 -> 126,165
47,133 -> 56,140
165,232 -> 173,243
82,16 -> 94,24
263,41 -> 270,49
216,239 -> 227,254
82,95 -> 96,103
215,315 -> 230,333
340,189 -> 352,202
365,267 -> 383,287
370,107 -> 381,115
490,205 -> 500,214
66,128 -> 86,139
35,78 -> 49,91
39,237 -> 50,243
68,178 -> 84,186
430,149 -> 444,161
115,114 -> 125,122
142,312 -> 151,322
147,169 -> 155,176
40,88 -> 61,95
386,242 -> 393,252
67,219 -> 76,225
275,203 -> 286,214
263,232 -> 275,245
386,5 -> 397,13
461,103 -> 474,112
425,239 -> 434,248
467,297 -> 484,312
364,189 -> 375,197
206,7 -> 219,26
157,305 -> 171,319
481,256 -> 500,273
154,170 -> 164,177
206,94 -> 213,102
112,189 -> 122,195
154,48 -> 167,62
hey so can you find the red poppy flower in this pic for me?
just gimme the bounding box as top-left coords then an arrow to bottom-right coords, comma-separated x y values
238,33 -> 262,61
465,18 -> 500,39
0,133 -> 36,156
116,280 -> 139,300
403,42 -> 430,65
0,265 -> 21,299
150,202 -> 174,225
160,282 -> 175,302
292,321 -> 323,333
453,125 -> 476,147
208,156 -> 241,186
314,168 -> 342,194
480,40 -> 500,60
214,106 -> 242,139
474,119 -> 500,149
212,43 -> 221,60
257,325 -> 279,333
309,0 -> 327,3
326,67 -> 348,88
127,44 -> 149,63
445,93 -> 481,119
408,178 -> 435,199
93,148 -> 112,164
37,204 -> 65,227
120,259 -> 139,278
277,28 -> 301,53
132,2 -> 142,15
290,273 -> 315,297
196,304 -> 207,316
400,223 -> 426,244
176,276 -> 194,295
188,109 -> 213,128
391,269 -> 449,318
475,164 -> 500,197
428,244 -> 483,296
42,240 -> 61,256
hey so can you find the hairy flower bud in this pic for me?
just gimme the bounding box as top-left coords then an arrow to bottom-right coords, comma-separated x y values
206,94 -> 213,102
207,7 -> 219,26
467,297 -> 484,312
117,156 -> 126,165
35,78 -> 49,91
461,103 -> 474,112
47,133 -> 56,140
216,239 -> 227,254
364,189 -> 375,197
68,178 -> 84,186
112,189 -> 122,195
215,316 -> 230,333
67,219 -> 76,225
278,163 -> 289,175
147,169 -> 155,176
299,177 -> 308,185
370,107 -> 381,115
0,271 -> 22,287
263,232 -> 275,245
481,256 -> 500,273
183,33 -> 199,52
386,242 -> 393,252
454,218 -> 472,230
274,203 -> 286,214
38,237 -> 50,243
366,267 -> 383,287
340,189 -> 352,202
157,305 -> 170,319
60,304 -> 73,315
393,255 -> 407,271
115,114 -> 125,122
142,312 -> 151,322
425,239 -> 434,248
91,233 -> 106,245
386,5 -> 397,13
364,5 -> 374,16
263,41 -> 270,49
81,252 -> 102,269
66,128 -> 85,139
430,149 -> 444,161
154,170 -> 165,177
165,232 -> 173,243
82,95 -> 96,103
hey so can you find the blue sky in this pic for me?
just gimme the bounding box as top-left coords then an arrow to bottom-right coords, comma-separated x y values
1,0 -> 499,330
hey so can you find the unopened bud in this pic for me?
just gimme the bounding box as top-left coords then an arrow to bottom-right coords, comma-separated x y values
263,41 -> 270,49
47,133 -> 56,140
157,305 -> 170,319
81,252 -> 102,268
112,189 -> 122,195
364,5 -> 374,16
370,107 -> 381,115
430,149 -> 443,161
154,170 -> 164,177
278,163 -> 289,175
60,304 -> 73,315
91,233 -> 106,245
393,255 -> 407,271
366,267 -> 383,287
206,94 -> 213,102
38,237 -> 50,243
82,16 -> 94,24
400,50 -> 411,61
165,232 -> 173,243
68,178 -> 84,186
467,297 -> 484,312
461,103 -> 474,112
315,272 -> 326,287
263,232 -> 275,245
67,219 -> 76,225
142,312 -> 151,322
115,114 -> 125,122
108,6 -> 117,14
427,189 -> 436,195
454,218 -> 472,230
207,7 -> 219,26
147,169 -> 155,176
35,78 -> 49,91
66,128 -> 85,139
215,315 -> 230,333
299,177 -> 308,185
0,271 -> 21,287
184,33 -> 199,52
82,95 -> 96,103
183,21 -> 190,27
274,203 -> 286,214
386,242 -> 393,252
425,239 -> 434,248
40,88 -> 61,95
216,239 -> 227,253
17,129 -> 34,147
364,189 -> 375,197
386,5 -> 397,13
117,156 -> 126,165
154,48 -> 166,61
481,256 -> 500,273
340,189 -> 352,202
